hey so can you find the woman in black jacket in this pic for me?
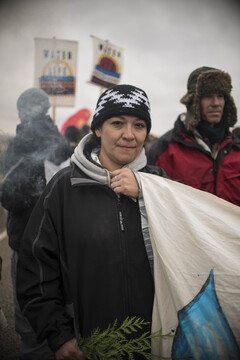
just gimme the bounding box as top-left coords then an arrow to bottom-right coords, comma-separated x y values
17,84 -> 168,360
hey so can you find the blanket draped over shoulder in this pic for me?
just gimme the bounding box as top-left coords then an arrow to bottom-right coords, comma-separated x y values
139,173 -> 240,359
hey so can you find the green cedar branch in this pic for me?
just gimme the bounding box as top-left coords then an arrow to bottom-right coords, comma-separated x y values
77,316 -> 174,360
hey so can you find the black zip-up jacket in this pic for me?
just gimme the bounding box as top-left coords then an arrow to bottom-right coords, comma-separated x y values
17,162 -> 168,354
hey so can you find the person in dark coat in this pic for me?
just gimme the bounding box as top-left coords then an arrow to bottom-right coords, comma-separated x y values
16,84 -> 168,360
1,87 -> 69,360
147,67 -> 240,206
64,125 -> 81,156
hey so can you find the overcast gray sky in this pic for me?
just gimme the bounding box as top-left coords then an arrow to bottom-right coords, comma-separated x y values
0,0 -> 240,136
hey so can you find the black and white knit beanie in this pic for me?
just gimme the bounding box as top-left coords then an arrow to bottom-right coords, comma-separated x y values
91,84 -> 152,134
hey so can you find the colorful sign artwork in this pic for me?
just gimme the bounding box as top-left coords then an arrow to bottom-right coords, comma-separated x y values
90,35 -> 123,88
34,38 -> 78,107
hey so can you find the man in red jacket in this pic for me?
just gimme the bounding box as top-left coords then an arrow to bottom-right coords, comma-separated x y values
147,66 -> 240,206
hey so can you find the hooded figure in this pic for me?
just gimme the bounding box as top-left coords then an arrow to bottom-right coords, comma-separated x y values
0,88 -> 69,360
16,84 -> 168,359
16,87 -> 51,122
147,66 -> 240,206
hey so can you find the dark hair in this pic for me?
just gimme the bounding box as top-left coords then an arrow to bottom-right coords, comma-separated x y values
83,132 -> 101,161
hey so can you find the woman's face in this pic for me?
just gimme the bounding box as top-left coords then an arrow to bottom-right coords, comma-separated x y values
95,115 -> 147,171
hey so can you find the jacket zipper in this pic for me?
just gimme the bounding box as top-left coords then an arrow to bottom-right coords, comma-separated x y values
116,194 -> 130,315
212,160 -> 218,195
117,195 -> 125,231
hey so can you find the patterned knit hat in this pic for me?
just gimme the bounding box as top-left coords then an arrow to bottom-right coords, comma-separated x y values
180,67 -> 237,131
91,84 -> 151,134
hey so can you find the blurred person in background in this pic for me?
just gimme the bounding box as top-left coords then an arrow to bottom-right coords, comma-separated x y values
147,66 -> 240,206
0,87 -> 69,360
64,125 -> 81,157
79,124 -> 91,140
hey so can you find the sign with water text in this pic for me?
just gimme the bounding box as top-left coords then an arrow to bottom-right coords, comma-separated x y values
34,38 -> 78,107
89,35 -> 123,89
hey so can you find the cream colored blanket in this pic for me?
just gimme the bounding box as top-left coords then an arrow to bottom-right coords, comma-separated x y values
139,172 -> 240,359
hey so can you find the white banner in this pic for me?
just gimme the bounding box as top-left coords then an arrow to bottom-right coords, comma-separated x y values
34,38 -> 78,107
139,173 -> 240,359
89,35 -> 123,89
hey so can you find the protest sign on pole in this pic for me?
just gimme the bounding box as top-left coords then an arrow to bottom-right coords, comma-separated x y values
34,38 -> 78,112
89,35 -> 123,89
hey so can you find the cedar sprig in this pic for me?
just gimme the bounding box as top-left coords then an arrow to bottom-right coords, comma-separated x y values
77,316 -> 173,360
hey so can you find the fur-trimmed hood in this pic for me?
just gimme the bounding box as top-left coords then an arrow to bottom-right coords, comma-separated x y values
180,67 -> 238,131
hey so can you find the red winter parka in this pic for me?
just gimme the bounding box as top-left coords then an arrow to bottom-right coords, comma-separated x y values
147,115 -> 240,206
